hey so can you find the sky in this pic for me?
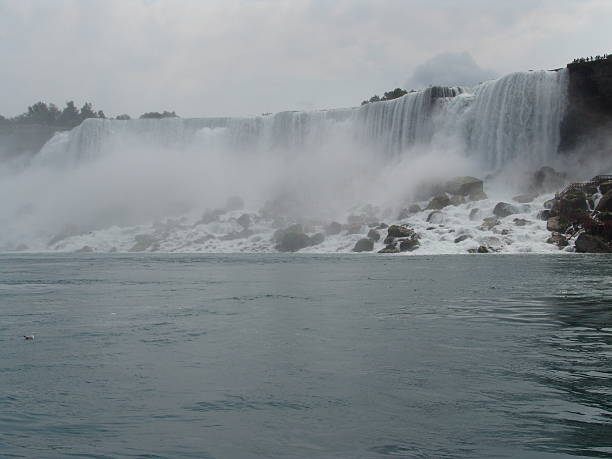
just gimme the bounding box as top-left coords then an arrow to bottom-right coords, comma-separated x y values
1,0 -> 611,118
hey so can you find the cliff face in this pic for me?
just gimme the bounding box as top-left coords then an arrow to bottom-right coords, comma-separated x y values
0,124 -> 67,158
559,59 -> 612,152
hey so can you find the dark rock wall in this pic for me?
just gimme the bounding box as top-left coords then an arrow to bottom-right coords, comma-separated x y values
560,59 -> 612,152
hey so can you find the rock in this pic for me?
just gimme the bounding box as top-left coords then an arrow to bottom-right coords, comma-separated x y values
276,231 -> 311,252
596,190 -> 612,212
469,190 -> 488,201
493,202 -> 519,218
597,212 -> 612,222
225,195 -> 244,211
376,223 -> 389,230
197,209 -> 225,225
599,181 -> 612,195
130,234 -> 159,252
449,195 -> 466,206
513,218 -> 531,226
529,166 -> 566,193
221,229 -> 253,240
480,217 -> 500,230
469,208 -> 481,221
309,233 -> 325,246
399,238 -> 420,252
477,245 -> 489,253
543,199 -> 556,210
325,221 -> 343,236
353,238 -> 374,252
378,244 -> 400,254
546,216 -> 568,233
427,194 -> 451,210
387,225 -> 415,239
513,193 -> 538,203
367,229 -> 381,242
75,245 -> 94,253
560,191 -> 588,213
445,176 -> 484,197
537,210 -> 552,221
408,204 -> 422,214
237,213 -> 251,229
575,233 -> 611,253
546,232 -> 569,247
454,235 -> 471,243
426,211 -> 445,224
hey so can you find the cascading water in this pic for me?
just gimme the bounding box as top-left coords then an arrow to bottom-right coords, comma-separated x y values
0,69 -> 577,253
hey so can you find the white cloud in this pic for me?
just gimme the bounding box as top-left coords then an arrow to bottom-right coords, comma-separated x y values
406,52 -> 498,89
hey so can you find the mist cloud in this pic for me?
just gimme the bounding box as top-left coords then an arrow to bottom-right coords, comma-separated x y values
406,52 -> 498,89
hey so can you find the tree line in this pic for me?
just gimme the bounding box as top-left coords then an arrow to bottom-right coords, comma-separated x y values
0,101 -> 178,128
571,53 -> 612,64
361,88 -> 415,105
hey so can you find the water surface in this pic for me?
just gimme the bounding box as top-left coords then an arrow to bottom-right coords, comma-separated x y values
1,254 -> 611,458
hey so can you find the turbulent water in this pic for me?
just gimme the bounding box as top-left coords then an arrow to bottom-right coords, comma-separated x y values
0,69 -> 586,253
2,254 -> 612,458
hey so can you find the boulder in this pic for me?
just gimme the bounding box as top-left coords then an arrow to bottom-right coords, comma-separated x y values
378,244 -> 400,254
537,210 -> 552,221
546,232 -> 569,248
596,190 -> 612,212
353,238 -> 374,252
469,208 -> 481,221
469,190 -> 488,201
546,216 -> 568,233
575,233 -> 611,253
387,225 -> 415,239
493,202 -> 519,218
426,194 -> 451,210
543,199 -> 556,210
513,193 -> 538,203
477,245 -> 489,253
445,176 -> 484,197
399,238 -> 420,252
560,191 -> 588,213
480,217 -> 500,230
529,166 -> 566,193
449,195 -> 466,206
454,235 -> 471,243
276,231 -> 311,252
376,223 -> 388,230
325,221 -> 343,236
309,233 -> 325,246
367,229 -> 381,242
237,213 -> 251,229
513,218 -> 531,226
130,234 -> 159,252
426,211 -> 445,224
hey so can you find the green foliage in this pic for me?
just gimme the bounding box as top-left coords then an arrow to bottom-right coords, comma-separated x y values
361,87 -> 409,105
2,100 -> 108,128
571,53 -> 612,64
139,111 -> 178,119
115,114 -> 131,120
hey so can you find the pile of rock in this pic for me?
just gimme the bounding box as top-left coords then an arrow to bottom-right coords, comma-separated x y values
377,225 -> 420,254
542,174 -> 612,252
273,224 -> 326,252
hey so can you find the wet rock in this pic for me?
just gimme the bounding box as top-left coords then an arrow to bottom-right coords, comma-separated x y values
378,244 -> 400,254
537,209 -> 552,221
344,223 -> 363,235
449,195 -> 466,206
469,208 -> 481,221
599,181 -> 612,195
546,232 -> 569,247
529,166 -> 566,193
387,225 -> 415,239
477,245 -> 489,253
575,233 -> 611,253
353,238 -> 374,252
427,194 -> 451,210
596,190 -> 612,212
513,218 -> 531,226
469,190 -> 488,201
546,216 -> 568,233
513,193 -> 538,203
426,211 -> 445,224
237,213 -> 251,229
560,191 -> 588,213
445,176 -> 484,197
493,202 -> 519,218
399,238 -> 420,252
309,233 -> 325,246
376,223 -> 389,230
130,234 -> 159,252
454,235 -> 471,243
325,221 -> 343,236
276,231 -> 311,252
480,217 -> 500,230
367,229 -> 381,242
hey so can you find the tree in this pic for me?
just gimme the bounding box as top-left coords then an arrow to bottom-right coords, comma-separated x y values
115,114 -> 131,120
58,101 -> 81,127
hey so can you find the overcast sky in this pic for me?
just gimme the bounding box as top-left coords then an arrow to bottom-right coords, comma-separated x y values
1,0 -> 611,118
